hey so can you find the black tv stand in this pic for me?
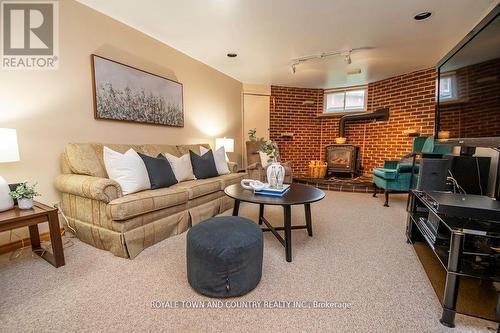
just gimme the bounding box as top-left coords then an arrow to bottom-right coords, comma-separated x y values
407,190 -> 500,328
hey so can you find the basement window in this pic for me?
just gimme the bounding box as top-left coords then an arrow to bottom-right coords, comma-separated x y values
324,86 -> 367,114
439,73 -> 457,101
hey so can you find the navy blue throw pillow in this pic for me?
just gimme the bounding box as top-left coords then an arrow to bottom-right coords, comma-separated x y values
189,149 -> 219,179
137,153 -> 178,189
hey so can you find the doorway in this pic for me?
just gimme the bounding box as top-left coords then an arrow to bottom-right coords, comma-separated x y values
243,93 -> 270,167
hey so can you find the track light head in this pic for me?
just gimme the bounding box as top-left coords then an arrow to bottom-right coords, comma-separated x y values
344,54 -> 352,64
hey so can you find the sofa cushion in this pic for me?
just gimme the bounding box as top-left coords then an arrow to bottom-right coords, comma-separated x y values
373,168 -> 398,180
218,173 -> 246,189
201,146 -> 230,175
66,143 -> 143,178
187,191 -> 224,209
138,153 -> 178,189
110,203 -> 188,232
170,177 -> 222,199
177,143 -> 211,156
163,153 -> 196,182
190,149 -> 219,179
103,147 -> 151,195
107,187 -> 189,221
65,143 -> 107,178
140,144 -> 181,158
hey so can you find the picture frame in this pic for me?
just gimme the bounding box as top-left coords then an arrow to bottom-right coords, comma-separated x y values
91,54 -> 184,127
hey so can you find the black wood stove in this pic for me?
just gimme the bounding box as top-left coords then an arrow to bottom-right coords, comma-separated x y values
325,144 -> 360,177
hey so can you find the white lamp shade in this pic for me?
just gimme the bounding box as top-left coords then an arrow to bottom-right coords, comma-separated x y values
215,137 -> 234,153
0,128 -> 20,163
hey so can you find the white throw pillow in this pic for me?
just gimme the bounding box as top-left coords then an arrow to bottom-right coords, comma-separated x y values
200,146 -> 230,175
259,151 -> 275,168
163,153 -> 196,182
103,147 -> 151,195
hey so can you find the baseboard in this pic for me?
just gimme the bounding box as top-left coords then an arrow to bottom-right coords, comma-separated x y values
0,229 -> 64,256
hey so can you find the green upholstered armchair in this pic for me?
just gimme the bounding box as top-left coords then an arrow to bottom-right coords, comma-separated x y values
372,136 -> 451,207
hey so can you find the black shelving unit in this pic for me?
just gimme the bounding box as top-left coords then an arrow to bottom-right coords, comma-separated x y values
407,190 -> 500,328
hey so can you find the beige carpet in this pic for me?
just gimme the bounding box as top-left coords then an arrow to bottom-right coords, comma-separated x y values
0,191 -> 495,332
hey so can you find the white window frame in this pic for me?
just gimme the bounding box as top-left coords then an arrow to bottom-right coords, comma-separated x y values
323,86 -> 368,114
439,72 -> 457,102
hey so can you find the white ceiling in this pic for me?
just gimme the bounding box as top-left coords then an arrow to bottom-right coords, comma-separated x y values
77,0 -> 498,89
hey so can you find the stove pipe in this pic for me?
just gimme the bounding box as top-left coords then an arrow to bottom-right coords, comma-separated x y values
339,107 -> 389,137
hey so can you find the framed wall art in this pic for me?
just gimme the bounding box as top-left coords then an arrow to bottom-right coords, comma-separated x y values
91,54 -> 184,127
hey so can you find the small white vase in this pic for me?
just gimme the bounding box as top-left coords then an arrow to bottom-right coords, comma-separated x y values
0,176 -> 14,212
18,198 -> 34,210
267,162 -> 285,189
276,166 -> 285,188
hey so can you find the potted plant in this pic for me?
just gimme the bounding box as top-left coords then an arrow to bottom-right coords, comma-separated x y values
248,128 -> 258,141
259,140 -> 285,188
9,182 -> 39,210
248,130 -> 285,187
260,139 -> 280,163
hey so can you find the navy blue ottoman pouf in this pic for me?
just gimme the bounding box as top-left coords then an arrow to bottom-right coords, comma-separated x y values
187,216 -> 263,297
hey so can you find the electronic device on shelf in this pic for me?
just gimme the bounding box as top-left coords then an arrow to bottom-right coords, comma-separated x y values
416,190 -> 500,221
417,158 -> 451,192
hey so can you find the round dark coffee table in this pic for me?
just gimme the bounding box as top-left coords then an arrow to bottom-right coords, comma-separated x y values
224,183 -> 325,262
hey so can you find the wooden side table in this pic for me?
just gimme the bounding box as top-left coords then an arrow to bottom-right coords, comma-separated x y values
0,201 -> 65,267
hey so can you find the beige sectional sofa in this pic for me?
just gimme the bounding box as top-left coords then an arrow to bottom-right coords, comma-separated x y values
54,143 -> 245,259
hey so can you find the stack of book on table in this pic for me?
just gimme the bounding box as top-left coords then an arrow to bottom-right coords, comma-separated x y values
255,184 -> 290,197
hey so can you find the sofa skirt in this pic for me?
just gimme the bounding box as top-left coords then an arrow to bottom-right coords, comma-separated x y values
64,216 -> 129,258
123,210 -> 189,258
65,210 -> 189,258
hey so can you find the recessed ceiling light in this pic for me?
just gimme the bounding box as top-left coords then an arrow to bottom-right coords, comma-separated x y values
414,12 -> 432,21
227,53 -> 237,58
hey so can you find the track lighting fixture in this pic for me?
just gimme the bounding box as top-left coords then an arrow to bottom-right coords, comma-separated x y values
290,46 -> 371,74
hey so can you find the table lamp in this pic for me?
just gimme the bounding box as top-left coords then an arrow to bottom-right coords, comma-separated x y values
215,137 -> 234,162
0,128 -> 20,212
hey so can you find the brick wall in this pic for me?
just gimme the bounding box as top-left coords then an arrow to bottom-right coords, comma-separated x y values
439,58 -> 500,138
270,67 -> 436,175
269,86 -> 324,174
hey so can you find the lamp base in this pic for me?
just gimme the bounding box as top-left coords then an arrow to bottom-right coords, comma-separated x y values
0,176 -> 14,212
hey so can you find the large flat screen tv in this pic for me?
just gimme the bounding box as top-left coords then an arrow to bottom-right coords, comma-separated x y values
436,4 -> 500,147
